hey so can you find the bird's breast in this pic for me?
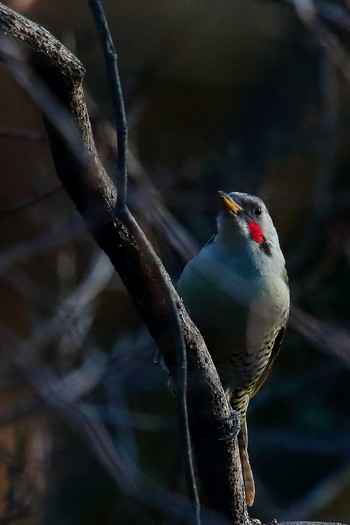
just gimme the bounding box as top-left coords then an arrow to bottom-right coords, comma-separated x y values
177,246 -> 289,393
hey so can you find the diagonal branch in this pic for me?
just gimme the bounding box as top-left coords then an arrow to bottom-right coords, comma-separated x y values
0,3 -> 249,524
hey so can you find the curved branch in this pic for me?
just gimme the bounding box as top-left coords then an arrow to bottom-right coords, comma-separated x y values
0,3 -> 248,524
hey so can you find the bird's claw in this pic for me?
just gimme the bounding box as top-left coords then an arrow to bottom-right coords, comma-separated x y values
219,410 -> 241,440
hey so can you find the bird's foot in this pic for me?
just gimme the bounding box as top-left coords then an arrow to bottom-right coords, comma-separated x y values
219,410 -> 241,440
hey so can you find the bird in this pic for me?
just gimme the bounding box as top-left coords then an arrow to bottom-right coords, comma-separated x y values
177,191 -> 290,506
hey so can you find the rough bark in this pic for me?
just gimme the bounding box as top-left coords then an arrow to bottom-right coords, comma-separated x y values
0,4 -> 248,524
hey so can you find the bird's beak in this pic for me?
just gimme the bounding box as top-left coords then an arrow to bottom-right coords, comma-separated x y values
218,191 -> 243,214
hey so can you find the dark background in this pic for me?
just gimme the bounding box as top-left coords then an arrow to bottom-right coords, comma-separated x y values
0,1 -> 350,523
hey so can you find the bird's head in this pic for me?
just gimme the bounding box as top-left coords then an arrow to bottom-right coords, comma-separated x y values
217,191 -> 284,266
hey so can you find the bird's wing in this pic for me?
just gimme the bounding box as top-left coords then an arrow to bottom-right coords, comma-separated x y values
250,326 -> 286,398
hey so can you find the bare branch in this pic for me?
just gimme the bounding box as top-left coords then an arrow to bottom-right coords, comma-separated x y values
87,1 -> 200,520
0,3 -> 248,523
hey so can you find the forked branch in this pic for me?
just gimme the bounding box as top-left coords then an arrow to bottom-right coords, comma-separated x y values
0,3 -> 248,524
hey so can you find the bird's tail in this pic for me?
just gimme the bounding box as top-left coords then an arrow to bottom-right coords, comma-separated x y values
238,418 -> 255,506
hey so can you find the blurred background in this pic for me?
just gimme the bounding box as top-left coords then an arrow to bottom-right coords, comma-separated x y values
0,0 -> 350,523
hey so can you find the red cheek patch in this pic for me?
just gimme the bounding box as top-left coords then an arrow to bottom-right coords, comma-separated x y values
247,221 -> 265,243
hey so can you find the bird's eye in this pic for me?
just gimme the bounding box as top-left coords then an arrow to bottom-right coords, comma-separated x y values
254,207 -> 262,217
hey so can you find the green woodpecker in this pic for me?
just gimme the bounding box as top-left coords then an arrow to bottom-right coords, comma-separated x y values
177,191 -> 290,506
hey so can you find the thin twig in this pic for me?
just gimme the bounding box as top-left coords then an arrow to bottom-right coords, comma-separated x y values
88,0 -> 127,210
87,2 -> 201,521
